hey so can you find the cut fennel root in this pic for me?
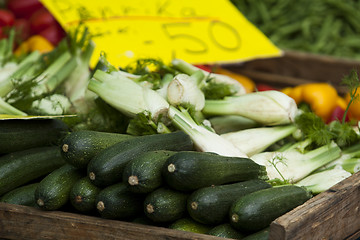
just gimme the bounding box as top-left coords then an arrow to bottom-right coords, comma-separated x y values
167,72 -> 205,111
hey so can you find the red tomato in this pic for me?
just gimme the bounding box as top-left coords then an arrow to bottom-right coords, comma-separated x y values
195,65 -> 213,72
30,8 -> 57,34
6,0 -> 44,19
0,9 -> 15,27
39,23 -> 65,46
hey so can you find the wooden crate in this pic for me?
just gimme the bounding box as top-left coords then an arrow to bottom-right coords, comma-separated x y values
1,51 -> 360,240
1,172 -> 360,239
223,50 -> 360,94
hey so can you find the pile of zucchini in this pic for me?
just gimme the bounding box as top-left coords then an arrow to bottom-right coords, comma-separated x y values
0,120 -> 312,240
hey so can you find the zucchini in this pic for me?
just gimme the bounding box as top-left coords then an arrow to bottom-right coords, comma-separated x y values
242,227 -> 269,240
69,177 -> 101,213
187,180 -> 272,225
95,182 -> 144,220
162,151 -> 268,191
0,183 -> 39,207
229,185 -> 312,232
61,130 -> 134,169
87,131 -> 193,187
169,218 -> 212,234
122,150 -> 176,193
143,187 -> 188,223
207,223 -> 245,239
0,119 -> 69,154
0,146 -> 66,196
35,164 -> 84,210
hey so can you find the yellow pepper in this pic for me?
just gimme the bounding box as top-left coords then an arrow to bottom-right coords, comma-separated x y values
283,83 -> 339,122
15,35 -> 54,56
214,67 -> 256,93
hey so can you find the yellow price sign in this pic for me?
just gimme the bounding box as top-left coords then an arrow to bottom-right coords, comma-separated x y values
40,0 -> 282,67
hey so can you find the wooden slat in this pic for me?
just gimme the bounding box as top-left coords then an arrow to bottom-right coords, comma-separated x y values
0,203 -> 224,240
268,171 -> 360,240
223,50 -> 360,94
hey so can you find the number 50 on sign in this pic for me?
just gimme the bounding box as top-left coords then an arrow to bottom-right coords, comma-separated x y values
41,0 -> 282,67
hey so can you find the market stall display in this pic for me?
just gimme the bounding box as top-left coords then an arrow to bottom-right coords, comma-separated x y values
1,1 -> 360,240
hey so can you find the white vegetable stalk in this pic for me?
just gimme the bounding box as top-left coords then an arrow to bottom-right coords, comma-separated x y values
0,51 -> 42,97
0,62 -> 18,84
171,58 -> 246,96
203,90 -> 298,125
88,70 -> 170,123
0,97 -> 27,116
167,72 -> 205,111
168,106 -> 248,158
221,124 -> 297,156
251,141 -> 341,183
295,168 -> 351,194
320,142 -> 360,171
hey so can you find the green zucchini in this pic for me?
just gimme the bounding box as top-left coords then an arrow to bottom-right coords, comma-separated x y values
0,146 -> 66,196
187,180 -> 272,225
144,187 -> 188,223
242,227 -> 269,240
61,130 -> 134,169
87,131 -> 193,187
122,150 -> 176,193
230,185 -> 312,232
95,182 -> 144,219
207,223 -> 245,239
169,218 -> 212,234
69,177 -> 101,213
0,183 -> 39,207
162,151 -> 268,191
35,164 -> 84,210
0,119 -> 69,154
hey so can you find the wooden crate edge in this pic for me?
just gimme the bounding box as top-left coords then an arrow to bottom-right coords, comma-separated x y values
269,171 -> 360,240
0,203 -> 225,240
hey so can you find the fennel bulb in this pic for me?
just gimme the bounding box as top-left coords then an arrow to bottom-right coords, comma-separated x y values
203,90 -> 298,125
251,141 -> 341,183
295,168 -> 351,194
221,125 -> 297,156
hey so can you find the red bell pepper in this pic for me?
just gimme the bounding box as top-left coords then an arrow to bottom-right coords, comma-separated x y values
6,0 -> 44,19
39,23 -> 66,46
256,83 -> 279,91
14,18 -> 31,41
328,106 -> 349,123
0,9 -> 15,27
29,8 -> 57,35
194,65 -> 213,73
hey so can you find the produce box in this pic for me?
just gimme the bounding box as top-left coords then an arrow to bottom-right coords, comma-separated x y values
1,51 -> 360,240
0,172 -> 360,240
224,50 -> 360,94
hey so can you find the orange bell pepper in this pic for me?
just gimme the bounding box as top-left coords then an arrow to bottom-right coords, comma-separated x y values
14,34 -> 54,55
